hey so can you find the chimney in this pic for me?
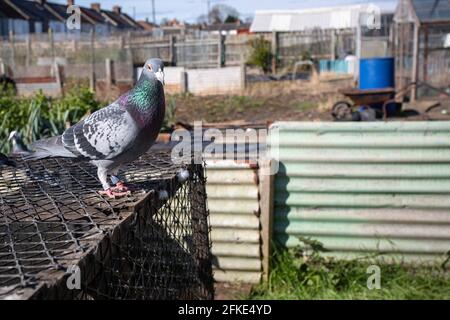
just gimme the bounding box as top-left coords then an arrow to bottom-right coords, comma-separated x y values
35,0 -> 46,5
113,6 -> 122,14
91,3 -> 101,12
67,0 -> 75,6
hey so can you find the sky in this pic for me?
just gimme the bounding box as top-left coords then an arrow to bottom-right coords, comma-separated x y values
53,0 -> 397,23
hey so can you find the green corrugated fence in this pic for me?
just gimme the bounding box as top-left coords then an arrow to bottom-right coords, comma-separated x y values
268,121 -> 450,263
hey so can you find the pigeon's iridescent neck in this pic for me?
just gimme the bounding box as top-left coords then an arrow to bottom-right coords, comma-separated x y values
130,79 -> 155,111
123,77 -> 164,127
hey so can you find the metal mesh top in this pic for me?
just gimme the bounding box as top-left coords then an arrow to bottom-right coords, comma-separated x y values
0,151 -> 213,300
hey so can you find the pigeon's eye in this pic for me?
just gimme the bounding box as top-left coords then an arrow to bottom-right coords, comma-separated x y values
147,64 -> 153,71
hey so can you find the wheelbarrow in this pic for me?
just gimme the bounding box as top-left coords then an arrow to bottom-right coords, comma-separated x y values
332,87 -> 399,121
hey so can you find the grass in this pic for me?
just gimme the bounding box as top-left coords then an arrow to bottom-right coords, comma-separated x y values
0,86 -> 103,154
247,239 -> 450,300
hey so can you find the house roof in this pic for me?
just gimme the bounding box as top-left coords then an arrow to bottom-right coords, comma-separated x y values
137,20 -> 156,31
411,0 -> 450,24
80,7 -> 107,25
5,0 -> 55,21
101,10 -> 141,29
1,0 -> 142,29
0,0 -> 25,19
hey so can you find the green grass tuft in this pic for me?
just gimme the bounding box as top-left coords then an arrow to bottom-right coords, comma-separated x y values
248,239 -> 450,300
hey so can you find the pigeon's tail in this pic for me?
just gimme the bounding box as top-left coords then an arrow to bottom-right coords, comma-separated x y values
24,136 -> 76,160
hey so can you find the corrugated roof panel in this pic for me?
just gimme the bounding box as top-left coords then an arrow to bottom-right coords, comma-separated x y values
251,4 -> 395,32
206,160 -> 262,284
412,0 -> 450,23
249,12 -> 272,33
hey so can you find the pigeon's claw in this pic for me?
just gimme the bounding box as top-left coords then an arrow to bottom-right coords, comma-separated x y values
99,188 -> 131,199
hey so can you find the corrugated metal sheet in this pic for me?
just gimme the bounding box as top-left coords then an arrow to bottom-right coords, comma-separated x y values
250,4 -> 395,32
268,121 -> 450,262
206,160 -> 262,283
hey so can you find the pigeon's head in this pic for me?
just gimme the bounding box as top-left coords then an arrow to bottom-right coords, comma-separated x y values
143,58 -> 165,85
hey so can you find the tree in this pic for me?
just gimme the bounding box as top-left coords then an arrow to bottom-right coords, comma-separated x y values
224,15 -> 239,23
247,37 -> 273,74
197,4 -> 240,25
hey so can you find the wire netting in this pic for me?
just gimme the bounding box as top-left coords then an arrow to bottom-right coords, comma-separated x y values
0,151 -> 213,300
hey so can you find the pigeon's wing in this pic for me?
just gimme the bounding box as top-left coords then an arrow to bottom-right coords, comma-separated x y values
62,103 -> 139,160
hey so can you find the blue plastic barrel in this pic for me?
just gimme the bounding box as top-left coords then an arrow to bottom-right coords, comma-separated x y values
359,57 -> 395,90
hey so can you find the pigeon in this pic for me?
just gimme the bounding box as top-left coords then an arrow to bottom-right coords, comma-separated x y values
25,58 -> 166,198
8,131 -> 31,155
0,153 -> 15,167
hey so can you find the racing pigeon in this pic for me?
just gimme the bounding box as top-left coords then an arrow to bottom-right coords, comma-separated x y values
25,58 -> 166,198
0,153 -> 15,167
8,131 -> 31,155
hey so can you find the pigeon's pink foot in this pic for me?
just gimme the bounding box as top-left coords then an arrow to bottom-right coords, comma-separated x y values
99,188 -> 131,199
111,181 -> 137,193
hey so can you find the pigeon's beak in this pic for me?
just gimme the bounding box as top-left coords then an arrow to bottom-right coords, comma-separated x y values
155,70 -> 165,86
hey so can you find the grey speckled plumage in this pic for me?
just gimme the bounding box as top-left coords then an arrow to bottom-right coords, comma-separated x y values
26,58 -> 166,191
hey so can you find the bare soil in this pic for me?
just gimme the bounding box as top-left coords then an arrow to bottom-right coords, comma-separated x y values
166,76 -> 450,125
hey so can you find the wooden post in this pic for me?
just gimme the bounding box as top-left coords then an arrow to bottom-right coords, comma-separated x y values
180,70 -> 188,93
26,36 -> 32,67
259,158 -> 275,281
169,36 -> 176,66
411,23 -> 420,102
271,31 -> 278,74
0,60 -> 7,76
120,35 -> 125,49
240,61 -> 246,92
331,30 -> 337,61
53,62 -> 63,96
49,28 -> 55,64
90,29 -> 96,91
9,30 -> 15,69
217,34 -> 224,68
105,58 -> 115,89
423,25 -> 429,85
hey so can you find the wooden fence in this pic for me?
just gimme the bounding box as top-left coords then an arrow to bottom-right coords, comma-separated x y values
0,30 -> 357,72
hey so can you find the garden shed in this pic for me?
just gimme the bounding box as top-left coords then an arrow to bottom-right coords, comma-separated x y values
394,0 -> 450,100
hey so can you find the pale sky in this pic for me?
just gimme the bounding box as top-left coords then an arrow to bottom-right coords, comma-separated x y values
53,0 -> 397,23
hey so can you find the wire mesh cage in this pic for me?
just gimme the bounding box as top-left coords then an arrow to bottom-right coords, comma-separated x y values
0,151 -> 214,300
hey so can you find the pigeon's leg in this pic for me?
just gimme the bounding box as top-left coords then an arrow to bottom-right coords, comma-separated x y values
97,167 -> 129,198
109,168 -> 137,193
108,168 -> 131,193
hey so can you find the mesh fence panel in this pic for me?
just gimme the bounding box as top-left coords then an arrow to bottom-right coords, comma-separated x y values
0,151 -> 213,300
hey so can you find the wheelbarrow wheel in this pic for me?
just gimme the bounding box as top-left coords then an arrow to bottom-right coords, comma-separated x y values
332,101 -> 352,121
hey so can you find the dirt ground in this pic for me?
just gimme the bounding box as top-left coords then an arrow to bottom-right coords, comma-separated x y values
165,76 -> 450,126
214,282 -> 254,300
